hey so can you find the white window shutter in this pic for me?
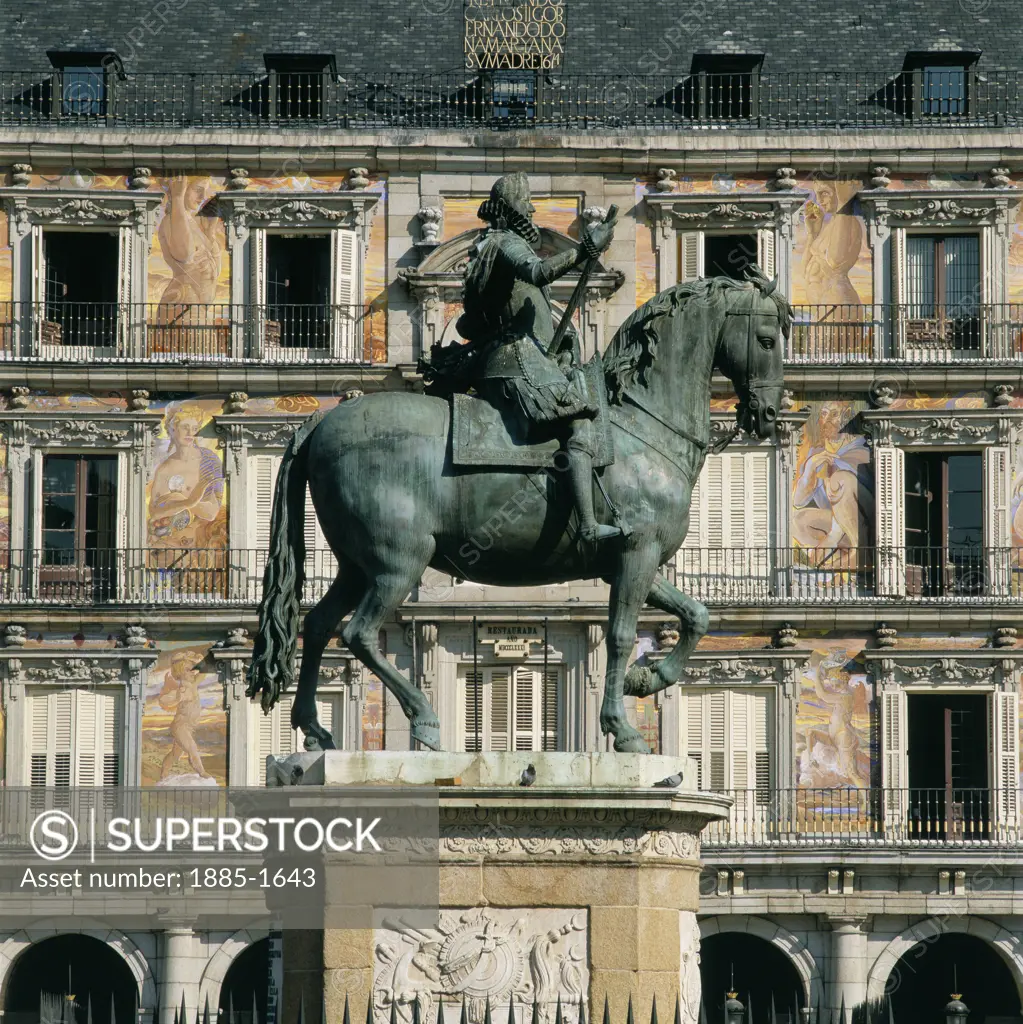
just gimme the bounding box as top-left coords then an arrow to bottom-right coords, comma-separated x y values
53,692 -> 73,788
752,690 -> 771,800
488,668 -> 511,752
76,691 -> 98,787
730,691 -> 750,790
248,453 -> 281,550
253,703 -> 277,786
331,229 -> 361,360
875,446 -> 906,597
882,689 -> 907,833
756,229 -> 776,280
682,692 -> 705,789
891,228 -> 906,306
993,692 -> 1019,833
463,668 -> 484,752
541,667 -> 559,752
31,225 -> 45,306
29,691 -> 51,787
29,689 -> 120,788
707,691 -> 727,791
513,666 -> 535,751
984,446 -> 1011,596
250,228 -> 267,305
678,231 -> 704,282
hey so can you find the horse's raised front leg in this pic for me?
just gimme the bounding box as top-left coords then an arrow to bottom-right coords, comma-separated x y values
623,574 -> 710,698
340,543 -> 442,751
601,544 -> 662,753
291,567 -> 364,750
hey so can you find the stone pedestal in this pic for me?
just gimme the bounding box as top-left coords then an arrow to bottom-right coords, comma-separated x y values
268,752 -> 729,1024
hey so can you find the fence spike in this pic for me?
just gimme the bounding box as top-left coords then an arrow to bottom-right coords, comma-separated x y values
413,997 -> 422,1024
770,994 -> 776,1024
86,993 -> 93,1024
745,993 -> 752,1024
555,996 -> 563,1024
252,991 -> 260,1024
180,993 -> 188,1024
650,996 -> 658,1024
108,993 -> 114,1024
460,994 -> 468,1024
578,995 -> 587,1024
390,998 -> 398,1024
485,995 -> 493,1024
343,994 -> 351,1024
298,993 -> 306,1024
366,994 -> 374,1024
507,992 -> 516,1024
536,998 -> 545,1024
204,994 -> 212,1024
672,995 -> 681,1024
840,996 -> 847,1024
601,995 -> 610,1024
228,991 -> 235,1024
886,998 -> 894,1024
435,995 -> 444,1024
625,995 -> 633,1024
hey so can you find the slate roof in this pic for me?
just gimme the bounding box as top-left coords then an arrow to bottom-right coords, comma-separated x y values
0,0 -> 1018,75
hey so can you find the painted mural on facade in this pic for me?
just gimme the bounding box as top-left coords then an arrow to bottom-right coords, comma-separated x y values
141,642 -> 226,786
796,641 -> 872,791
442,195 -> 579,242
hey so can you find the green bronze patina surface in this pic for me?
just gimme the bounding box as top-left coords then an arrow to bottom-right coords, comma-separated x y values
246,174 -> 789,755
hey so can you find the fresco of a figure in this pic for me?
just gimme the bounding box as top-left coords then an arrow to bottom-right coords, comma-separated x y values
796,644 -> 872,790
142,645 -> 226,786
791,401 -> 873,554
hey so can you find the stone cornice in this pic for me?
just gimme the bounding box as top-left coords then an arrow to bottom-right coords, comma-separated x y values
216,188 -> 380,244
710,409 -> 807,448
857,186 -> 1021,229
649,648 -> 811,693
0,411 -> 163,449
0,187 -> 165,237
864,648 -> 1023,691
859,407 -> 1023,446
212,413 -> 309,450
644,190 -> 808,231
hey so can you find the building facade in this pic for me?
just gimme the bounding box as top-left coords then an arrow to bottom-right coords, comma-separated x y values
0,1 -> 1022,1022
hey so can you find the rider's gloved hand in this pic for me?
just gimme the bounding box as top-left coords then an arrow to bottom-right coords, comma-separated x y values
580,221 -> 614,259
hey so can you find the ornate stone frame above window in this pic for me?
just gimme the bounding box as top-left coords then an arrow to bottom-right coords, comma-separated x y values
0,410 -> 163,600
865,649 -> 1023,836
860,408 -> 1023,598
857,188 -> 1021,359
644,192 -> 807,295
0,649 -> 158,785
0,188 -> 165,359
398,227 -> 624,363
217,190 -> 379,362
213,644 -> 361,783
648,649 -> 810,789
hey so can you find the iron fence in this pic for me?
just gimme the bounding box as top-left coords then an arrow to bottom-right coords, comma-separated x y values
0,302 -> 380,363
0,70 -> 1022,130
788,303 -> 1023,363
701,787 -> 1021,847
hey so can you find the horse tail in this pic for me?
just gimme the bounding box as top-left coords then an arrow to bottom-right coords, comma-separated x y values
246,411 -> 325,712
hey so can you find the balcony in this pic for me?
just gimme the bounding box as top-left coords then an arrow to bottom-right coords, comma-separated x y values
0,301 -> 382,364
789,304 -> 1023,364
701,787 -> 1020,848
1,70 -> 1022,131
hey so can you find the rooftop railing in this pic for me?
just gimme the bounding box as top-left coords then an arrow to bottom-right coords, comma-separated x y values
701,787 -> 1021,848
0,69 -> 1021,130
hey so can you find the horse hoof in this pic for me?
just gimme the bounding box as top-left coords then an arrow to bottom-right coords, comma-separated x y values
300,723 -> 336,751
613,731 -> 651,754
411,719 -> 443,751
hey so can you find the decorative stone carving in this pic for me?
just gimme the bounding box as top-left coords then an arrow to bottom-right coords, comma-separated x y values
223,627 -> 251,649
129,389 -> 150,412
869,166 -> 891,189
993,627 -> 1018,649
866,651 -> 1023,691
342,387 -> 364,401
224,392 -> 249,414
348,167 -> 371,190
656,622 -> 680,650
416,206 -> 443,246
673,202 -> 773,223
581,206 -> 608,227
868,380 -> 898,408
3,624 -> 27,648
988,167 -> 1014,189
128,167 -> 153,190
875,623 -> 898,649
118,624 -> 150,650
374,908 -> 587,1024
860,409 -> 1023,447
679,913 -> 702,1024
218,189 -> 380,248
227,167 -> 250,190
780,389 -> 796,412
24,658 -> 123,683
771,167 -> 798,191
774,623 -> 798,649
654,168 -> 677,192
3,190 -> 165,240
8,386 -> 30,410
993,383 -> 1014,408
10,163 -> 31,187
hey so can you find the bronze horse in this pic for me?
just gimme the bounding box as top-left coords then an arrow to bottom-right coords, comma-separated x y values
246,273 -> 789,753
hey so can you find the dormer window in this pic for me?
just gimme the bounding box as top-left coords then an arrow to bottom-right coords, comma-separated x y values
684,54 -> 764,121
263,54 -> 335,119
46,51 -> 122,118
890,51 -> 979,118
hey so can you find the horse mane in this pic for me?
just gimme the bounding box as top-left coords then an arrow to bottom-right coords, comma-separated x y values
602,273 -> 792,405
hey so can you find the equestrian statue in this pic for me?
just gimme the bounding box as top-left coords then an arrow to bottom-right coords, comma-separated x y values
246,172 -> 788,754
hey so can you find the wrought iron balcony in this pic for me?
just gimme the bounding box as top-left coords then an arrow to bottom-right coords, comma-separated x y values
0,301 -> 381,364
701,787 -> 1021,848
789,304 -> 1023,364
0,69 -> 1021,130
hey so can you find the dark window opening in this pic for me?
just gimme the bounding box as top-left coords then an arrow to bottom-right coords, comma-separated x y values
700,933 -> 805,1024
907,693 -> 989,839
218,939 -> 270,1024
46,51 -> 122,119
904,451 -> 983,596
678,54 -> 763,120
263,54 -> 334,119
883,51 -> 978,118
704,233 -> 757,280
904,233 -> 980,352
491,72 -> 537,120
43,231 -> 119,348
40,454 -> 117,600
266,234 -> 331,348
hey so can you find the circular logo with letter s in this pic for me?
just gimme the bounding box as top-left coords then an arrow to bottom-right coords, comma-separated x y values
30,810 -> 79,861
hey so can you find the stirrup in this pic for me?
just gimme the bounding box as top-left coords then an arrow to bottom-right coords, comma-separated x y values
581,522 -> 623,545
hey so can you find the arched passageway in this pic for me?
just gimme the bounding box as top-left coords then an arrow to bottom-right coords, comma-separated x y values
700,932 -> 806,1024
4,934 -> 137,1024
886,933 -> 1020,1024
218,938 -> 270,1024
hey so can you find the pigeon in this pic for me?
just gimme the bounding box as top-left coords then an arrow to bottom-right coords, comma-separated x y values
653,773 -> 683,788
519,764 -> 537,786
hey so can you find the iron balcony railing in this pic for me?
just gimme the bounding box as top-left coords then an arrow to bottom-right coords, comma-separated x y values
0,69 -> 1022,130
0,301 -> 381,363
789,303 -> 1023,363
0,546 -> 1020,606
701,787 -> 1021,847
665,546 -> 1023,604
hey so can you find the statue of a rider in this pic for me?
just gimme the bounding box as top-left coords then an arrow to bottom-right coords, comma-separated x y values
426,172 -> 623,546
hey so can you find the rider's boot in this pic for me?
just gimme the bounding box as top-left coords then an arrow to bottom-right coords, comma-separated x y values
566,418 -> 623,546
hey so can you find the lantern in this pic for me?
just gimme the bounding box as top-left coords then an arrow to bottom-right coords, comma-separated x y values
724,992 -> 745,1024
944,995 -> 969,1024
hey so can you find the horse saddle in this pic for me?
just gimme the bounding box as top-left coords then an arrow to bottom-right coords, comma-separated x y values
451,355 -> 614,469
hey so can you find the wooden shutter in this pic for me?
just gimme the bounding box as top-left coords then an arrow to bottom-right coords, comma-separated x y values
993,692 -> 1019,832
28,689 -> 120,787
251,227 -> 267,354
117,225 -> 132,353
882,689 -> 907,832
891,228 -> 907,355
463,668 -> 484,752
682,691 -> 705,789
757,229 -> 776,280
513,666 -> 535,751
681,689 -> 771,795
31,225 -> 46,353
541,667 -> 559,752
248,453 -> 281,551
488,667 -> 511,752
678,231 -> 704,282
875,446 -> 906,597
461,666 -> 556,752
984,446 -> 1011,596
331,229 -> 361,360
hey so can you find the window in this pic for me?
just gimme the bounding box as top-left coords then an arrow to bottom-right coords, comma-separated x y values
250,691 -> 344,784
904,234 -> 980,350
887,53 -> 977,118
263,55 -> 334,119
677,229 -> 775,283
266,235 -> 331,350
29,688 -> 122,787
41,231 -> 119,349
490,72 -> 537,120
46,52 -> 121,119
703,234 -> 758,281
461,665 -> 560,752
681,55 -> 763,120
904,451 -> 982,595
679,688 -> 771,797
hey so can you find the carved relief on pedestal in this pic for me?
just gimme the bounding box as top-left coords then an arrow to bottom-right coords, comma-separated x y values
374,908 -> 587,1024
679,912 -> 702,1024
